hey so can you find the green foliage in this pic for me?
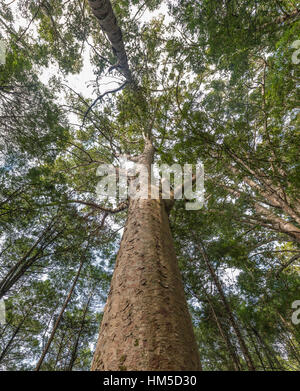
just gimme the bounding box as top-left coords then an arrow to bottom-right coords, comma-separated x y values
0,0 -> 299,371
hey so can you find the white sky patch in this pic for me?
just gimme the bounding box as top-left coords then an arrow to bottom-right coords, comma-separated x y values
220,267 -> 241,288
36,1 -> 175,104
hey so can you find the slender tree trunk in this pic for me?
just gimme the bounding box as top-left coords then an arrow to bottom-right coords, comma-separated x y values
0,219 -> 61,299
91,140 -> 201,371
251,327 -> 282,370
0,326 -> 21,363
54,329 -> 67,369
87,0 -> 132,81
280,329 -> 300,366
67,292 -> 93,371
246,328 -> 266,370
35,256 -> 84,371
0,311 -> 29,363
194,238 -> 256,371
190,287 -> 241,370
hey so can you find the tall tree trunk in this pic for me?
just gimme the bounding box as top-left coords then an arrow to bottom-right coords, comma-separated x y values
0,310 -> 30,363
88,0 -> 132,81
35,256 -> 84,371
190,286 -> 241,370
194,238 -> 256,371
87,3 -> 200,369
91,140 -> 201,371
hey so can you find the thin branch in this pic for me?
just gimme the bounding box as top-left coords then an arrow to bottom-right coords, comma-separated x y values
276,254 -> 300,276
82,81 -> 128,125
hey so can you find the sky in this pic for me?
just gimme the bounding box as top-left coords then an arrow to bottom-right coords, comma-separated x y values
0,0 -> 242,288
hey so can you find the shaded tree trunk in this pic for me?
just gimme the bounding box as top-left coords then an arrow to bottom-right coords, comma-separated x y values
67,292 -> 93,371
194,238 -> 256,371
246,328 -> 267,370
0,218 -> 62,299
251,327 -> 282,370
35,256 -> 84,371
204,293 -> 241,370
54,329 -> 67,369
91,139 -> 201,371
0,310 -> 30,363
189,286 -> 241,370
88,0 -> 132,81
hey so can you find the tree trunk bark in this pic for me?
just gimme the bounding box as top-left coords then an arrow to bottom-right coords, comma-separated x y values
91,140 -> 201,371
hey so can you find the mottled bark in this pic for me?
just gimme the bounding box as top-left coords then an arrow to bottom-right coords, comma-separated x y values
91,140 -> 201,371
88,0 -> 132,81
67,292 -> 93,371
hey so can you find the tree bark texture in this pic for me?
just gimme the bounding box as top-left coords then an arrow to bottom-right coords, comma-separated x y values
88,0 -> 132,81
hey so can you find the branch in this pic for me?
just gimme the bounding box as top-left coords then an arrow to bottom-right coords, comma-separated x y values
261,8 -> 300,30
82,81 -> 128,124
68,199 -> 128,214
87,0 -> 133,81
276,254 -> 300,276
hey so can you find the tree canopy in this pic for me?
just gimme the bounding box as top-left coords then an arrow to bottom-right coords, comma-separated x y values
0,0 -> 299,370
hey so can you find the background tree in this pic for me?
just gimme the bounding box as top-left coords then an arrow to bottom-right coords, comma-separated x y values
0,0 -> 299,370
